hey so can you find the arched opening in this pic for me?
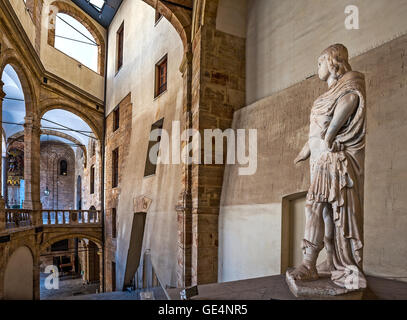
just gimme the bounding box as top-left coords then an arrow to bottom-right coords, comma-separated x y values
39,237 -> 102,300
48,1 -> 106,75
59,159 -> 68,176
54,13 -> 99,72
4,246 -> 34,300
39,108 -> 101,218
1,64 -> 27,209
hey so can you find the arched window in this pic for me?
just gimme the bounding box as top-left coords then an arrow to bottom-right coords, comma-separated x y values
54,13 -> 98,72
60,159 -> 68,176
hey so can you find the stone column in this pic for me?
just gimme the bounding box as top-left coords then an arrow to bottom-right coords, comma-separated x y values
2,156 -> 7,202
23,115 -> 42,225
98,250 -> 103,292
176,47 -> 193,288
187,12 -> 245,285
0,81 -> 6,231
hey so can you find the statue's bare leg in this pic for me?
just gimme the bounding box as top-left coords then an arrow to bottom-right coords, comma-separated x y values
289,200 -> 325,281
317,205 -> 335,275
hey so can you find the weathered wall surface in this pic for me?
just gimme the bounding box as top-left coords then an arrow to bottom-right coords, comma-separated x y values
246,0 -> 407,105
9,0 -> 37,50
40,141 -> 75,210
104,93 -> 132,292
105,0 -> 184,289
220,34 -> 407,283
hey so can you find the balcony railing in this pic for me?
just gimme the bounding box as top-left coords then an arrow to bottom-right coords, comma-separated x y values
4,209 -> 34,230
1,209 -> 101,231
42,210 -> 101,225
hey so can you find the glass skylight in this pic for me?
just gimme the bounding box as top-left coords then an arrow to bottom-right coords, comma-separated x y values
89,0 -> 105,12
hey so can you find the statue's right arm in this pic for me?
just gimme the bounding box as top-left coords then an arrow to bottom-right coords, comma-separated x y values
294,141 -> 310,164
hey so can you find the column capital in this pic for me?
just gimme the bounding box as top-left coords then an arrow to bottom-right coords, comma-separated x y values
24,116 -> 41,131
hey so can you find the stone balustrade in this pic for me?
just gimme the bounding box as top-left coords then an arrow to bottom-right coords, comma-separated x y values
42,210 -> 101,226
0,209 -> 102,232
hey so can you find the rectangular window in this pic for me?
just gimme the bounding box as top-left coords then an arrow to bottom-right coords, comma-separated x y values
112,262 -> 116,291
116,22 -> 124,72
112,148 -> 119,188
113,106 -> 120,132
144,118 -> 164,177
112,208 -> 117,239
90,165 -> 95,194
155,55 -> 167,97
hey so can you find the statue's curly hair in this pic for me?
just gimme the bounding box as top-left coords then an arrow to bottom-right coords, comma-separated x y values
320,44 -> 352,80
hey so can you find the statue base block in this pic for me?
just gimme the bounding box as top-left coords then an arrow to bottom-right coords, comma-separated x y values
285,269 -> 364,300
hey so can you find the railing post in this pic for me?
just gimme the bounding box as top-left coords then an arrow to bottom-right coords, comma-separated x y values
31,209 -> 42,227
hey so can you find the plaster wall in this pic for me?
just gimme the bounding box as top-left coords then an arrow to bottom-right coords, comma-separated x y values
105,0 -> 184,289
9,0 -> 36,48
246,0 -> 407,105
219,34 -> 407,283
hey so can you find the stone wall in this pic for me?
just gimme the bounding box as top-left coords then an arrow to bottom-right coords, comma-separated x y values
40,141 -> 75,210
104,93 -> 132,292
219,34 -> 407,283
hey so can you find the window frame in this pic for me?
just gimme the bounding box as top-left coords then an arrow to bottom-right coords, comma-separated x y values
116,22 -> 124,74
90,165 -> 95,194
144,118 -> 164,178
112,147 -> 119,188
154,54 -> 168,98
113,105 -> 120,132
59,159 -> 68,176
112,208 -> 117,239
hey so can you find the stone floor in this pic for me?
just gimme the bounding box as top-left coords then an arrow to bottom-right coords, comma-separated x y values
66,287 -> 168,300
40,273 -> 100,300
167,275 -> 407,300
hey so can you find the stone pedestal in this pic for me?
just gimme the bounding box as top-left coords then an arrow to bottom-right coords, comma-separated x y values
286,269 -> 364,300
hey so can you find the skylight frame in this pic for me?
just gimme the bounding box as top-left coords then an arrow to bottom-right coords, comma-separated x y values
88,0 -> 105,12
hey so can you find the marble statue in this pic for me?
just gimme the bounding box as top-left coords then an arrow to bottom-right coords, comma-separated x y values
288,44 -> 367,291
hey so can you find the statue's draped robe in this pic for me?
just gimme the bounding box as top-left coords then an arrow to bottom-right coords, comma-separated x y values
307,71 -> 367,289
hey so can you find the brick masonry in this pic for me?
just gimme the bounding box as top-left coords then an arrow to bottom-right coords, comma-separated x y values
104,93 -> 132,292
40,141 -> 75,210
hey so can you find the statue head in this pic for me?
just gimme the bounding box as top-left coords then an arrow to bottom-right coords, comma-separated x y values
318,44 -> 352,82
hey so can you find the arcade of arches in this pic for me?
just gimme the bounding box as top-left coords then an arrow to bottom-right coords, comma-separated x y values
1,0 -> 407,300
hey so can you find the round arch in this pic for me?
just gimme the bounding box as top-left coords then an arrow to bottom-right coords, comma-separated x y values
3,246 -> 34,300
142,0 -> 192,52
39,102 -> 102,142
40,234 -> 102,253
0,50 -> 37,118
48,1 -> 106,76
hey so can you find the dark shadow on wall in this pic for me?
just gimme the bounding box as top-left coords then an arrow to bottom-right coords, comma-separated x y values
123,212 -> 147,289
